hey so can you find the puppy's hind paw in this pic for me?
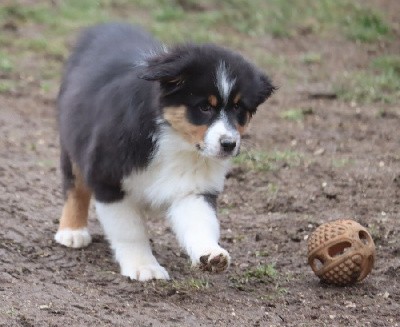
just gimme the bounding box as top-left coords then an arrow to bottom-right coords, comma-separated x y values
198,248 -> 231,273
55,228 -> 92,248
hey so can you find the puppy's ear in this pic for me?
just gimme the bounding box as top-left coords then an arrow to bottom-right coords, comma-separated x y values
138,47 -> 190,92
254,72 -> 276,107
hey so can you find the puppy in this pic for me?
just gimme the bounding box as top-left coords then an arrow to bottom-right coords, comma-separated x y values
55,23 -> 275,281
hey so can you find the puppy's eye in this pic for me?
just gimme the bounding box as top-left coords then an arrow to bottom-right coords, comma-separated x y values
199,105 -> 213,113
233,103 -> 242,111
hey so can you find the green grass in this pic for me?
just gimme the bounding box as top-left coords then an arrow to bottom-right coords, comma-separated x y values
171,278 -> 210,290
372,55 -> 400,75
140,0 -> 392,42
244,264 -> 278,280
234,150 -> 302,171
251,49 -> 294,77
344,6 -> 391,42
254,52 -> 288,70
0,0 -> 394,98
337,55 -> 400,104
0,80 -> 15,93
40,81 -> 52,94
5,307 -> 19,317
1,0 -> 390,45
153,6 -> 185,22
280,107 -> 313,121
301,52 -> 322,65
229,263 -> 278,290
0,1 -> 112,27
339,71 -> 399,104
0,52 -> 13,73
15,38 -> 67,60
230,263 -> 290,298
0,4 -> 52,24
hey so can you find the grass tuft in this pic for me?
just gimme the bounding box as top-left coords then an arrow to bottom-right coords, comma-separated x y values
153,6 -> 185,22
344,7 -> 391,42
337,55 -> 400,104
234,150 -> 302,171
0,52 -> 13,73
372,55 -> 400,75
244,264 -> 278,280
301,52 -> 322,65
280,107 -> 313,121
230,263 -> 278,291
0,80 -> 15,93
172,278 -> 210,291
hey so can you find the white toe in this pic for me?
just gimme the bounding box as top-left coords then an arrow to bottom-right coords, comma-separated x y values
54,228 -> 92,248
122,264 -> 170,281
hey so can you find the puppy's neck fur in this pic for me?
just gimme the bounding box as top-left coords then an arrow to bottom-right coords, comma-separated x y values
156,124 -> 231,178
122,124 -> 230,209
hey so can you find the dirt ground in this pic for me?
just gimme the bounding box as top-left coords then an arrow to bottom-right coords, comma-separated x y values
1,2 -> 400,327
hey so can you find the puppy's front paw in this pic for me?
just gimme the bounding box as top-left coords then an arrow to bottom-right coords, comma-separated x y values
197,248 -> 231,273
54,228 -> 92,248
121,264 -> 170,282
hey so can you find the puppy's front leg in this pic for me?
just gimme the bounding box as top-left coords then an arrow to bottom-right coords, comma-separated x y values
95,198 -> 169,281
168,195 -> 230,273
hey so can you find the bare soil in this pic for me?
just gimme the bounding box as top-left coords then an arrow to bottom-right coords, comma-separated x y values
1,4 -> 399,327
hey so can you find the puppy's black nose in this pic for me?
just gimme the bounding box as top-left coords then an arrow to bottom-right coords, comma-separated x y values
220,138 -> 237,152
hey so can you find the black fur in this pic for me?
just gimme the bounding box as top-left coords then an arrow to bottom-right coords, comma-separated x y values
60,147 -> 74,199
140,43 -> 275,127
202,193 -> 218,211
58,23 -> 275,203
58,24 -> 163,202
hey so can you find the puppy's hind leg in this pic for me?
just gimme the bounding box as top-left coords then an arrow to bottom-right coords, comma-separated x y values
55,149 -> 92,248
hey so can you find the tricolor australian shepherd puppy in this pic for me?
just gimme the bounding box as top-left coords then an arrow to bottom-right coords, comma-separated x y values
55,23 -> 275,281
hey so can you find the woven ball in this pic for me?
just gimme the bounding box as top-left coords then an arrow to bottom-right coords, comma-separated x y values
308,219 -> 375,285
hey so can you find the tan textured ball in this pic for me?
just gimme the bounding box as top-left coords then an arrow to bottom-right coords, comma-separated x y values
308,219 -> 375,286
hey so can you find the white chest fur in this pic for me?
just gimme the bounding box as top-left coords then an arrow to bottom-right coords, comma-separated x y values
122,127 -> 231,209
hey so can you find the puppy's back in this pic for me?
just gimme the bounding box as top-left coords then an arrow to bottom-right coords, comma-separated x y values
60,23 -> 161,99
58,23 -> 161,187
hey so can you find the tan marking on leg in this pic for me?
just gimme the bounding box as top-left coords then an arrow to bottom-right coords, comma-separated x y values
164,106 -> 208,145
59,165 -> 91,230
208,95 -> 218,107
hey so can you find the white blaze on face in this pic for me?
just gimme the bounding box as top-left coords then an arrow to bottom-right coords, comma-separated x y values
203,111 -> 240,158
216,61 -> 236,105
